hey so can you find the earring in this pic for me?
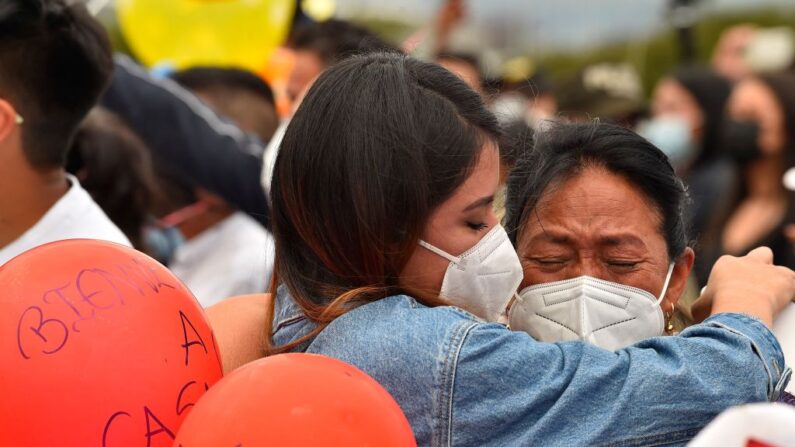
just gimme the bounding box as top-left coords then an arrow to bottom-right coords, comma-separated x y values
665,301 -> 677,335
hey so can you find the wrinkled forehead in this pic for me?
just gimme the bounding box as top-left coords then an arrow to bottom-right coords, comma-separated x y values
517,167 -> 664,251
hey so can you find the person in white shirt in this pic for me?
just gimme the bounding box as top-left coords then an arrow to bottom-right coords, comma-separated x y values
0,0 -> 129,265
0,174 -> 129,265
163,67 -> 278,306
169,211 -> 274,307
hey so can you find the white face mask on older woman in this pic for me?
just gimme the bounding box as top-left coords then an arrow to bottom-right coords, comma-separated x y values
509,263 -> 675,351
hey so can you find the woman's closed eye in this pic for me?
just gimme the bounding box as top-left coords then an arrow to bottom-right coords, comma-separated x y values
528,257 -> 569,268
606,260 -> 641,270
467,221 -> 489,231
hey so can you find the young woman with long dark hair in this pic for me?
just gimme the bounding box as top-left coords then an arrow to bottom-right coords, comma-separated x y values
210,52 -> 794,446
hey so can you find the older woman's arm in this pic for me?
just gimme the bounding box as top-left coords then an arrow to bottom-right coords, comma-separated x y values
449,312 -> 790,446
444,248 -> 795,445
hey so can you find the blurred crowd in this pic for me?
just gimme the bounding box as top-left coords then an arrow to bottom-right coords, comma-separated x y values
55,3 -> 795,305
5,0 -> 795,444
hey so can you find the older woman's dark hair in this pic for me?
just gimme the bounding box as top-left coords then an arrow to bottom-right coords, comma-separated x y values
267,52 -> 500,352
504,122 -> 690,260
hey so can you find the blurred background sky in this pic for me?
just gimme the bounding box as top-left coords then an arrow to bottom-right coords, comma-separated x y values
92,0 -> 795,94
336,0 -> 795,52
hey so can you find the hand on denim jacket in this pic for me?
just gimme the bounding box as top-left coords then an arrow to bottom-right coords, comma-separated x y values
693,246 -> 795,326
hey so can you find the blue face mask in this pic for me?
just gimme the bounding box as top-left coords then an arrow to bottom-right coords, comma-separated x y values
142,224 -> 185,266
142,201 -> 208,265
637,117 -> 697,173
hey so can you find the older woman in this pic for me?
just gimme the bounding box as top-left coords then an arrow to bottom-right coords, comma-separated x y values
505,122 -> 696,349
504,121 -> 795,361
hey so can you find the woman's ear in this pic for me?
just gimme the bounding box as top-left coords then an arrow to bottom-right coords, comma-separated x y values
665,247 -> 695,308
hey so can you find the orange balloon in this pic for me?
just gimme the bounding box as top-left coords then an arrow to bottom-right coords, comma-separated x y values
0,240 -> 223,447
174,353 -> 417,446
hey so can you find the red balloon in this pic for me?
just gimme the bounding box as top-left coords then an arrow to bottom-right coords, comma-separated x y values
174,353 -> 417,446
0,239 -> 223,447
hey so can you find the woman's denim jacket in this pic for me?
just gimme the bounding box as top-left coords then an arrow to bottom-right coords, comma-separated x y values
272,287 -> 790,446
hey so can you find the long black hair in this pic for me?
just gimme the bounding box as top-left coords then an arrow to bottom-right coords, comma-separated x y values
759,72 -> 795,153
672,67 -> 731,167
266,52 -> 501,352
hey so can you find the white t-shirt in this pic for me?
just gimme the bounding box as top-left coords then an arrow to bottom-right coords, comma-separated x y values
0,175 -> 131,265
169,211 -> 274,308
